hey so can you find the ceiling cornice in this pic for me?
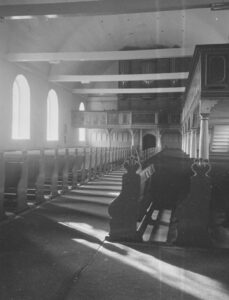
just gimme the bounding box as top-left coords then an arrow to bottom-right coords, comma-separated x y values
50,73 -> 189,83
6,48 -> 193,62
1,0 -> 229,18
72,87 -> 185,94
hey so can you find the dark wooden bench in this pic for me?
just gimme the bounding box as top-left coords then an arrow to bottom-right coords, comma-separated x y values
0,146 -> 131,220
108,155 -> 155,242
3,150 -> 29,214
27,150 -> 40,202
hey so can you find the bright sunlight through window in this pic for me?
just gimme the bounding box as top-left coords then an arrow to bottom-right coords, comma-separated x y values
79,102 -> 85,142
47,89 -> 59,141
12,75 -> 30,140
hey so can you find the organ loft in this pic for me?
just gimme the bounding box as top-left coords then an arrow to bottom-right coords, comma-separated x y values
1,1 -> 229,300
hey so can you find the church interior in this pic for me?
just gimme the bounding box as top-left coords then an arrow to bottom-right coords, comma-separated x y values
1,1 -> 229,299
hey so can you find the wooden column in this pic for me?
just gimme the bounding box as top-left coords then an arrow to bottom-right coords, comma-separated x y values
199,113 -> 210,161
157,133 -> 161,152
185,132 -> 189,154
182,133 -> 185,153
198,99 -> 218,161
187,131 -> 191,156
194,128 -> 198,159
184,133 -> 187,153
190,128 -> 197,159
181,133 -> 185,152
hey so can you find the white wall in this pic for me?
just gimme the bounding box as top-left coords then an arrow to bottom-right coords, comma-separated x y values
0,58 -> 80,150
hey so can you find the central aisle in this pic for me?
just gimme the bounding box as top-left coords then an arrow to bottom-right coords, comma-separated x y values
1,155 -> 229,300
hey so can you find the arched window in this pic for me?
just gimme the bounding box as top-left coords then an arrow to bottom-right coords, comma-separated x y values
79,102 -> 85,142
12,75 -> 30,139
47,89 -> 59,141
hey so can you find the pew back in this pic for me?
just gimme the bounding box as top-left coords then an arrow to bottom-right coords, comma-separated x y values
0,146 -> 131,219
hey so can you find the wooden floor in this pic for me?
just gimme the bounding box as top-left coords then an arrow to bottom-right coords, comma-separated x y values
57,167 -> 173,244
1,153 -> 229,299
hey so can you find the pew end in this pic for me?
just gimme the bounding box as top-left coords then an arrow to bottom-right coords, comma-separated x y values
107,155 -> 156,242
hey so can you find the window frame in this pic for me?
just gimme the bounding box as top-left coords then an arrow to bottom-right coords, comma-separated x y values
12,74 -> 30,140
46,89 -> 59,141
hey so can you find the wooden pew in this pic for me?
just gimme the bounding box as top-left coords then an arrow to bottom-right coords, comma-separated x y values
92,147 -> 103,179
108,155 -> 155,242
56,148 -> 70,193
88,147 -> 97,181
71,148 -> 84,188
4,150 -> 29,214
0,146 -> 132,220
27,150 -> 41,203
63,148 -> 83,191
40,148 -> 59,198
35,149 -> 46,203
170,156 -> 229,247
96,147 -> 103,176
61,148 -> 70,192
80,147 -> 90,184
103,147 -> 110,173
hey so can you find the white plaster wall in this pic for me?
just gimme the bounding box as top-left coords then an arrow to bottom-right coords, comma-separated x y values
0,58 -> 80,150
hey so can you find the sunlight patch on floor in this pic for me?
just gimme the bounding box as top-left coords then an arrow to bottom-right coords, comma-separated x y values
74,239 -> 229,300
59,221 -> 107,240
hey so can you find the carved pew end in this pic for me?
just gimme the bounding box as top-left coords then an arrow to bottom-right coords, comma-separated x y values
171,161 -> 214,247
108,156 -> 155,242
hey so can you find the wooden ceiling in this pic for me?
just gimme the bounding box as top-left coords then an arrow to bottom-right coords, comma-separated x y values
1,0 -> 229,95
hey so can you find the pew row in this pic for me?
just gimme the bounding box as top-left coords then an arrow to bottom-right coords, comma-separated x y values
0,147 -> 131,220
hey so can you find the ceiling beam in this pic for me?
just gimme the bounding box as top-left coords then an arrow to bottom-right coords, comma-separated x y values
6,48 -> 193,63
72,87 -> 185,94
0,0 -> 228,18
50,72 -> 189,83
